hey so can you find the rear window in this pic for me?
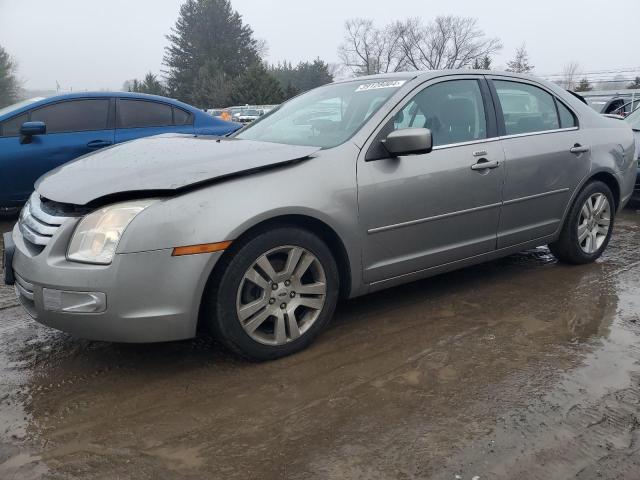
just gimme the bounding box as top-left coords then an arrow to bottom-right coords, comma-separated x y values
118,100 -> 173,128
494,80 -> 560,135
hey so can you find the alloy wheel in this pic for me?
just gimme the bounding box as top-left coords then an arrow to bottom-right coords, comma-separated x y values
577,193 -> 611,254
235,246 -> 327,345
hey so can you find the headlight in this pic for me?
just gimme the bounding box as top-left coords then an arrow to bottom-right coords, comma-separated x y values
67,199 -> 156,264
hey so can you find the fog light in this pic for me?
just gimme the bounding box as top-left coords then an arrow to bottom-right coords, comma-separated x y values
43,288 -> 106,313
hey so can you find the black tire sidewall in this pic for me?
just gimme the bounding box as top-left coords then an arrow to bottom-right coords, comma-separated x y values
561,181 -> 615,263
207,227 -> 339,361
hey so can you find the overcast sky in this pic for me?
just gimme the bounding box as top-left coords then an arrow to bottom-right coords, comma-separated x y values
0,0 -> 637,91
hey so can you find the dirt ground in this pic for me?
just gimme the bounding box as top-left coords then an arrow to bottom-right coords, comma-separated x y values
1,210 -> 640,480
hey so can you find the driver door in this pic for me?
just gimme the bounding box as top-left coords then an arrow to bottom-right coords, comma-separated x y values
358,76 -> 505,284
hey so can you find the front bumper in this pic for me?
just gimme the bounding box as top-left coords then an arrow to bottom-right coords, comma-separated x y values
8,221 -> 222,343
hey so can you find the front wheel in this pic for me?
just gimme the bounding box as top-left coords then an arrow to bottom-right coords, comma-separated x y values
549,180 -> 615,264
203,227 -> 339,360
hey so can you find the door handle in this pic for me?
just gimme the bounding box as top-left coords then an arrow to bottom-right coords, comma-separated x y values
471,159 -> 500,171
87,140 -> 112,149
569,143 -> 590,154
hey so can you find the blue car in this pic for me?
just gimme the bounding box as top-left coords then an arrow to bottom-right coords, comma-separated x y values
0,92 -> 241,214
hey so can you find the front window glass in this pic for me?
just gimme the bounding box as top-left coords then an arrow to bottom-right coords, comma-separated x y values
236,78 -> 411,148
31,99 -> 110,133
0,97 -> 43,117
494,80 -> 560,135
0,112 -> 28,137
390,79 -> 487,147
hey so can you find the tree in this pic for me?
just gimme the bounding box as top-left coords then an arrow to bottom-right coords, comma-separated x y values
268,58 -> 334,98
163,0 -> 259,104
472,55 -> 492,70
628,76 -> 640,89
123,72 -> 167,95
338,19 -> 406,75
396,16 -> 502,70
575,77 -> 592,92
561,61 -> 580,91
505,44 -> 533,73
230,62 -> 283,105
190,60 -> 233,107
0,45 -> 21,108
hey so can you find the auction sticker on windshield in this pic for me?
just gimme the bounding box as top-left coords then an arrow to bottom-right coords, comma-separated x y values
355,80 -> 406,92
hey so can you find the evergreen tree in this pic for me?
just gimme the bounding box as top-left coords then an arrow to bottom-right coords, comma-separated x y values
506,44 -> 534,73
472,55 -> 492,70
163,0 -> 258,103
574,78 -> 592,92
231,63 -> 283,105
268,58 -> 333,99
628,76 -> 640,89
0,45 -> 21,108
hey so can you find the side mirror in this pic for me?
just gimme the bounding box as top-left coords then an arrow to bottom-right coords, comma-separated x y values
20,121 -> 46,144
383,128 -> 432,157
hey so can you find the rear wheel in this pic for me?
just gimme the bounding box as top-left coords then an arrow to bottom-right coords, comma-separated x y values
203,227 -> 339,360
549,181 -> 615,264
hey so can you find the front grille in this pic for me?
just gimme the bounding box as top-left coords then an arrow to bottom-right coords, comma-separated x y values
18,192 -> 72,249
14,272 -> 36,318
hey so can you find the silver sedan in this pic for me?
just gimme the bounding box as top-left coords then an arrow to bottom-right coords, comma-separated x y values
4,70 -> 636,360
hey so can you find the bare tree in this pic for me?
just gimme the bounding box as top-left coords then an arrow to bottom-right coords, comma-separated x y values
506,43 -> 534,73
395,16 -> 502,70
561,61 -> 580,91
338,19 -> 407,76
255,38 -> 270,59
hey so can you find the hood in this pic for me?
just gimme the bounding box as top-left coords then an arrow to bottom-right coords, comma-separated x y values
35,134 -> 320,205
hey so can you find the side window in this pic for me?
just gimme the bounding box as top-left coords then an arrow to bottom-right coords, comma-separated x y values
0,113 -> 29,137
390,79 -> 487,147
557,101 -> 577,128
30,99 -> 110,133
173,107 -> 192,125
494,81 -> 560,135
118,100 -> 173,128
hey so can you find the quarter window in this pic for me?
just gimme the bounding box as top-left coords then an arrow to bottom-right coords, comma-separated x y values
494,80 -> 560,135
557,101 -> 577,128
391,79 -> 487,147
30,99 -> 110,133
173,107 -> 192,125
117,100 -> 173,128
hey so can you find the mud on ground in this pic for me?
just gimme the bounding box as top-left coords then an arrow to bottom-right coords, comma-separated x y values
1,211 -> 639,479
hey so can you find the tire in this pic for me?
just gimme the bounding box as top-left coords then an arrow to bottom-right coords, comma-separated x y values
202,226 -> 339,361
549,180 -> 615,264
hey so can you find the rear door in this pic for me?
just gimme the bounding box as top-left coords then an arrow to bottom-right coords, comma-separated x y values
1,98 -> 113,205
488,77 -> 590,248
115,99 -> 194,143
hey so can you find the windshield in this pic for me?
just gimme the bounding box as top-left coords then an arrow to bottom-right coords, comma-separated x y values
242,109 -> 260,116
625,107 -> 640,130
236,78 -> 410,148
0,97 -> 43,117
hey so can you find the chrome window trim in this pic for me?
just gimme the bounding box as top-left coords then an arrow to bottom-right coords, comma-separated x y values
498,126 -> 579,141
431,136 -> 501,151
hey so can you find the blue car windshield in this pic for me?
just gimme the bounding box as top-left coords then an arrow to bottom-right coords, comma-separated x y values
0,97 -> 44,117
235,78 -> 411,148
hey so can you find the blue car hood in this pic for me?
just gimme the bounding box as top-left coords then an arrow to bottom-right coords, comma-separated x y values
35,134 -> 320,205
